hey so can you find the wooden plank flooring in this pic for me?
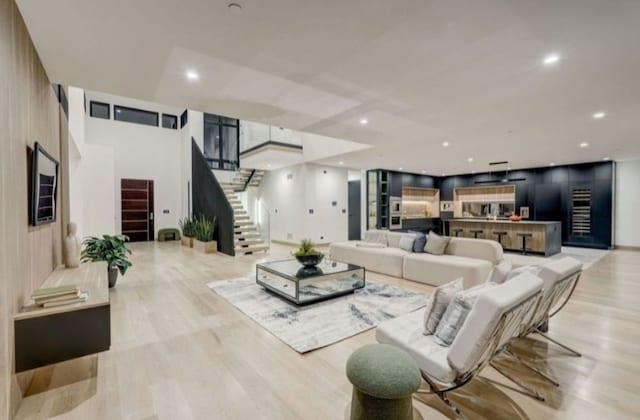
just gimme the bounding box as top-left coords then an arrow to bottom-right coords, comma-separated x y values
14,242 -> 640,419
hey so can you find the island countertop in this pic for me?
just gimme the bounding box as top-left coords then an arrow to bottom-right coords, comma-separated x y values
448,219 -> 562,256
451,218 -> 560,225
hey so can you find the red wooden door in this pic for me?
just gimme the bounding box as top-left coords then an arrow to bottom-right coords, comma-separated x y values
121,179 -> 154,242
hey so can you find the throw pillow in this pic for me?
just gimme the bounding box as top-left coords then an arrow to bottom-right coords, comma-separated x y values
424,231 -> 450,256
489,260 -> 513,284
409,231 -> 426,253
423,278 -> 463,335
398,234 -> 415,252
364,230 -> 388,246
434,282 -> 497,346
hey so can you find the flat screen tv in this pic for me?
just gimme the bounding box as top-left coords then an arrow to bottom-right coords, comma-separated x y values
30,142 -> 59,226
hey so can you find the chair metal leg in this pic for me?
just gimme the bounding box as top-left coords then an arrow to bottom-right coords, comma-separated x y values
420,376 -> 469,420
490,362 -> 546,401
504,349 -> 560,387
535,329 -> 582,357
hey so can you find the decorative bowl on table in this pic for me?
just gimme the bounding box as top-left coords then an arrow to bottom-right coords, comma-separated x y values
295,253 -> 324,268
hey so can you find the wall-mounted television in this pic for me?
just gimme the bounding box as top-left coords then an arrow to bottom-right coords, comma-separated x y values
30,142 -> 59,226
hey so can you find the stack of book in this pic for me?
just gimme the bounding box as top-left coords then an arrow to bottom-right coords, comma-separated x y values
31,285 -> 89,308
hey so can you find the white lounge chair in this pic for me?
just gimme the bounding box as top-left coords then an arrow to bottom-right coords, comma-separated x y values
376,273 -> 543,419
491,257 -> 583,399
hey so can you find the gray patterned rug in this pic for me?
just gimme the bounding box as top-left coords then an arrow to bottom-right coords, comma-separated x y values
208,277 -> 427,353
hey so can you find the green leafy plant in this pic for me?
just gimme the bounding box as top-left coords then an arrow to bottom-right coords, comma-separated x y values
179,217 -> 196,238
293,238 -> 323,257
81,235 -> 132,275
193,214 -> 216,242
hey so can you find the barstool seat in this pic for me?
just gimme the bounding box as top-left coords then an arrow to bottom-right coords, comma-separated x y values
470,229 -> 484,239
452,228 -> 464,237
517,232 -> 533,255
493,230 -> 507,246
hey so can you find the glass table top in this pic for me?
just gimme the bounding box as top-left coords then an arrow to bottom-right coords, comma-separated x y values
257,258 -> 362,281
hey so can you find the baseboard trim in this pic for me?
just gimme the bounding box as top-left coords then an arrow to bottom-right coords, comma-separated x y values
614,245 -> 640,251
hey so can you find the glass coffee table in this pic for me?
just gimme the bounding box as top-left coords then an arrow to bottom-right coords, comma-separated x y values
256,258 -> 365,305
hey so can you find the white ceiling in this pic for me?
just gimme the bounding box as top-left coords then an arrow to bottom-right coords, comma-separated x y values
17,0 -> 640,175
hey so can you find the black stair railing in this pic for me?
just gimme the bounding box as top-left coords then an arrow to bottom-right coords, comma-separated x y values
191,138 -> 235,256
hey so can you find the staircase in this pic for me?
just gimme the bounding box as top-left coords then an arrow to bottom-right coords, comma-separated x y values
223,168 -> 265,192
220,173 -> 269,255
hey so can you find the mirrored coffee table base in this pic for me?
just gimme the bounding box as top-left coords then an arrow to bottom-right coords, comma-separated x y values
256,258 -> 365,305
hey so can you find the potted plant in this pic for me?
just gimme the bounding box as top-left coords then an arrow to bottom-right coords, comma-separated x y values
293,238 -> 324,267
81,235 -> 132,288
179,217 -> 196,247
193,214 -> 217,254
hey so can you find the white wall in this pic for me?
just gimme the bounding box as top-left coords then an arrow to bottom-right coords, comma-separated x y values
67,87 -> 85,237
259,163 -> 349,244
77,92 -> 184,237
615,159 -> 640,247
81,144 -> 116,236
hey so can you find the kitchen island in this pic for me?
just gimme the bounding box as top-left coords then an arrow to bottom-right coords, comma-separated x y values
448,219 -> 562,256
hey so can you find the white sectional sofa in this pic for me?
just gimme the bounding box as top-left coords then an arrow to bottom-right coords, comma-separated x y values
329,230 -> 508,288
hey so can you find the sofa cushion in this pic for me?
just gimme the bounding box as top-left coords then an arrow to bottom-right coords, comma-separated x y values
329,242 -> 408,278
445,237 -> 503,265
424,231 -> 450,255
355,242 -> 386,248
409,231 -> 426,253
364,230 -> 388,246
447,273 -> 543,375
376,310 -> 457,384
403,253 -> 493,289
423,278 -> 463,335
489,259 -> 513,284
385,231 -> 405,249
434,282 -> 497,346
398,234 -> 416,252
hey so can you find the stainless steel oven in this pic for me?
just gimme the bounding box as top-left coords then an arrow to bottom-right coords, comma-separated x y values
390,196 -> 402,229
390,215 -> 402,229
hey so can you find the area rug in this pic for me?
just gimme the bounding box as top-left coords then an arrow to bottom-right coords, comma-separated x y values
208,277 -> 427,353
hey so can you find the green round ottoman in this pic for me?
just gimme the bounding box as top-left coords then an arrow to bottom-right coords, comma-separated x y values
346,344 -> 421,420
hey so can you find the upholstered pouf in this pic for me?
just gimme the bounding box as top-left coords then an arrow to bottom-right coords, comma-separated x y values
157,228 -> 180,241
346,343 -> 421,420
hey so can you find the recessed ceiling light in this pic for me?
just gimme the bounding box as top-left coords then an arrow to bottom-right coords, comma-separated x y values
421,170 -> 426,174
507,166 -> 511,170
579,142 -> 589,148
359,118 -> 368,125
603,157 -> 610,161
549,162 -> 556,167
185,70 -> 199,81
471,170 -> 476,174
398,167 -> 403,171
467,157 -> 474,163
441,173 -> 446,177
267,163 -> 271,168
228,2 -> 243,10
338,161 -> 344,165
592,111 -> 606,119
543,53 -> 561,66
442,141 -> 450,148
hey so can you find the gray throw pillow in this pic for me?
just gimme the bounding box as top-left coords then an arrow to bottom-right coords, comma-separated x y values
423,278 -> 463,335
398,234 -> 415,252
409,231 -> 426,253
424,231 -> 450,256
434,282 -> 496,346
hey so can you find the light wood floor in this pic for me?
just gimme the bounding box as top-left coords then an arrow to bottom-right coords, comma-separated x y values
14,242 -> 640,419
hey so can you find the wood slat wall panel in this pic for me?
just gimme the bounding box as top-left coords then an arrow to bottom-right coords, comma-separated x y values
0,0 -> 64,417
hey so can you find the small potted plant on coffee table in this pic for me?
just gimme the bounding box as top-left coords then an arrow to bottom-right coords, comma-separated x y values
179,217 -> 196,248
193,214 -> 217,254
81,234 -> 132,288
293,239 -> 324,268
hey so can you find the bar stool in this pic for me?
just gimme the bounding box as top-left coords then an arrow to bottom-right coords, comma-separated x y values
452,228 -> 464,237
470,229 -> 483,239
517,232 -> 532,255
493,231 -> 507,247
